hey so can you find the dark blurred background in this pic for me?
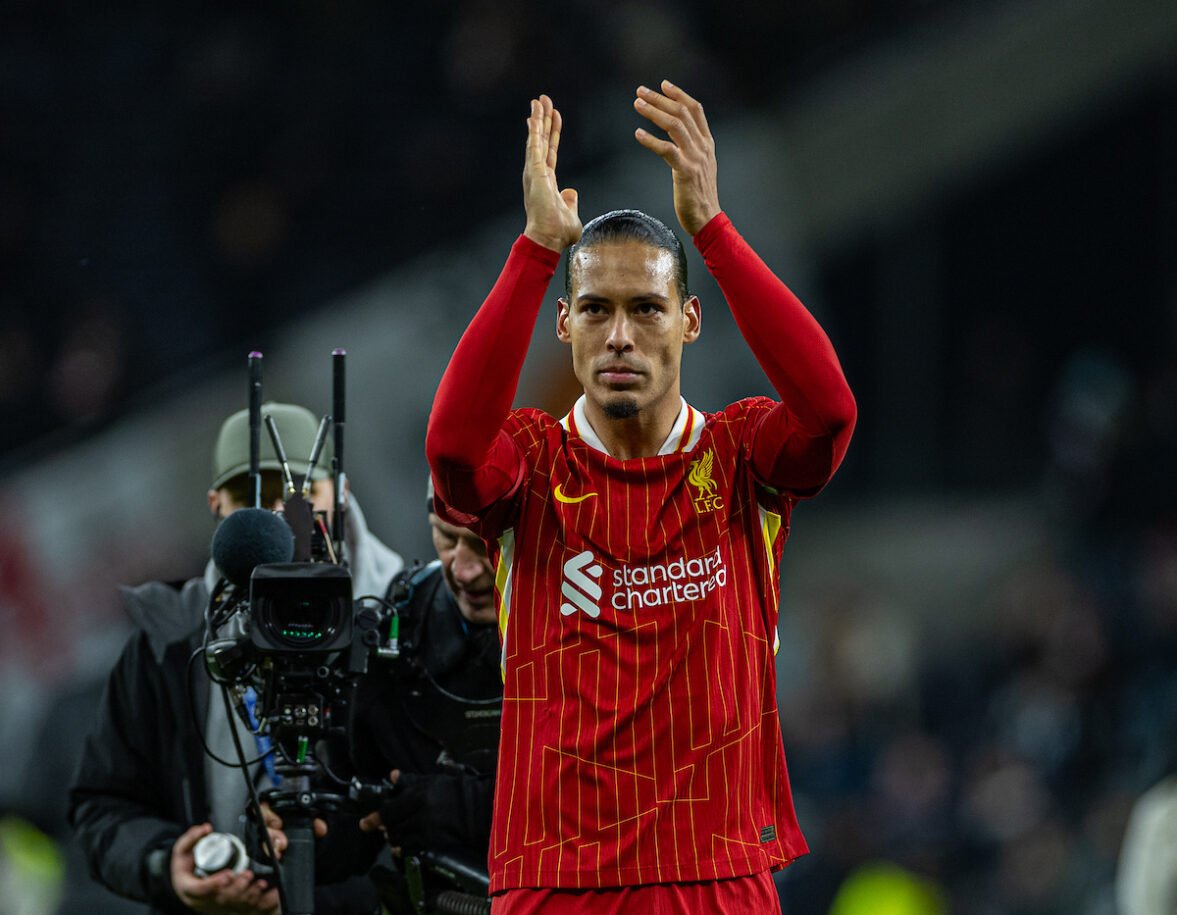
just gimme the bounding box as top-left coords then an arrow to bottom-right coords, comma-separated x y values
1,1 -> 1175,913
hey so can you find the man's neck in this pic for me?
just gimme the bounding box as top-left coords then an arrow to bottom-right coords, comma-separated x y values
581,394 -> 684,460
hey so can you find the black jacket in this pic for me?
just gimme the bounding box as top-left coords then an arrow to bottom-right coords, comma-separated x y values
68,579 -> 218,915
349,560 -> 503,853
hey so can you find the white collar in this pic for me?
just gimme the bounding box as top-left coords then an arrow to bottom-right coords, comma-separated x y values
560,395 -> 706,456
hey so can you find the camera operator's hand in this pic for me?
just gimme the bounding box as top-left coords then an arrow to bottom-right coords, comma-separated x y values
258,802 -> 328,859
358,769 -> 467,852
170,823 -> 280,915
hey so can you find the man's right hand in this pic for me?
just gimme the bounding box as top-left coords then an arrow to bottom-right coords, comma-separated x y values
522,94 -> 581,253
170,823 -> 280,915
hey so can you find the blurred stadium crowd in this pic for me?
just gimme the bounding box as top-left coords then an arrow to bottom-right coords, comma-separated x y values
1,1 -> 1175,914
0,0 -> 969,460
779,353 -> 1177,913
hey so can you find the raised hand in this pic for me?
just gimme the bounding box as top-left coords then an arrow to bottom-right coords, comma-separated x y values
633,81 -> 721,236
523,94 -> 582,253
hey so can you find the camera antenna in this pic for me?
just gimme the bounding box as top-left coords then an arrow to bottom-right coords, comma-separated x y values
331,349 -> 346,559
299,414 -> 332,499
248,352 -> 263,509
262,413 -> 297,499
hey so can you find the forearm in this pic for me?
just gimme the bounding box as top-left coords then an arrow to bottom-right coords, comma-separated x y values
70,797 -> 183,909
695,213 -> 857,486
426,235 -> 559,510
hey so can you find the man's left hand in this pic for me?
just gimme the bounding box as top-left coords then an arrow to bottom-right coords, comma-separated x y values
633,80 -> 721,236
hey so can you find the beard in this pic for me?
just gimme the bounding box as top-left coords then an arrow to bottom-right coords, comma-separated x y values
603,397 -> 639,419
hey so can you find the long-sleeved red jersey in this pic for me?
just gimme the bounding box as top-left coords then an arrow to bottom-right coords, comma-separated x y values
427,213 -> 856,893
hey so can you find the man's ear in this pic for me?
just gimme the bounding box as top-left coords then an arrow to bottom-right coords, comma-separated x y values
556,298 -> 572,344
683,295 -> 702,344
207,489 -> 221,519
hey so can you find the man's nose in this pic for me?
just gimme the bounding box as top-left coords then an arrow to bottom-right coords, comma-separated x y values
606,313 -> 634,353
451,542 -> 486,582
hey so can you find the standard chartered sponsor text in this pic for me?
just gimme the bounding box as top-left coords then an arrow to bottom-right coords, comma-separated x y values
611,546 -> 728,611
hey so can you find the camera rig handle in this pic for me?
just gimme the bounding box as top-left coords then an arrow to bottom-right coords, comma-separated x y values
263,765 -> 347,915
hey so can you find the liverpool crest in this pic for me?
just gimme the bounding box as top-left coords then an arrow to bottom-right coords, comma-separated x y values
688,449 -> 724,513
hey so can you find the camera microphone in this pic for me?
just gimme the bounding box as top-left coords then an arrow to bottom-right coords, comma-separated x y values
211,508 -> 296,587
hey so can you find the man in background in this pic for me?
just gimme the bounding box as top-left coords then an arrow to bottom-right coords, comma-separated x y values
343,480 -> 503,911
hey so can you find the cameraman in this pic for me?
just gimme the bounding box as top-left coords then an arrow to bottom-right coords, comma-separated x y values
343,479 -> 503,910
68,402 -> 404,915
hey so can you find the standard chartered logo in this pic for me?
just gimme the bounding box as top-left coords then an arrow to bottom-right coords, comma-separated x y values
612,546 -> 728,611
560,546 -> 729,618
560,550 -> 603,618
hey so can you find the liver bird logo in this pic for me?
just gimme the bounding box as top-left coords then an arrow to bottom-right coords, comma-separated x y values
688,449 -> 718,498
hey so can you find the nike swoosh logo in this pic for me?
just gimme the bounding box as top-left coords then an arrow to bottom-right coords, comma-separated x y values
553,484 -> 598,504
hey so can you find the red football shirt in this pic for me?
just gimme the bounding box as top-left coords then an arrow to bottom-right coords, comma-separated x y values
445,394 -> 807,890
428,212 -> 856,893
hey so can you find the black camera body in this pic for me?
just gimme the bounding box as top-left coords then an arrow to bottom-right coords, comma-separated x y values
233,559 -> 388,747
250,562 -> 354,654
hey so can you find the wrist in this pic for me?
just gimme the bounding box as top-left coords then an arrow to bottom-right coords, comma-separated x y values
513,234 -> 564,270
144,842 -> 184,911
523,226 -> 569,253
687,207 -> 723,239
691,210 -> 731,253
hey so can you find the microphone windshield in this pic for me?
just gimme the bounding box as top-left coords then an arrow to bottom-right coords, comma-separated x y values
211,508 -> 295,587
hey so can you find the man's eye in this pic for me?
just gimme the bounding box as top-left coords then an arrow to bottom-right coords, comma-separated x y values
463,539 -> 489,557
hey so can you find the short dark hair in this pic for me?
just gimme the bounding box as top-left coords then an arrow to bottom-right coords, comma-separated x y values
564,209 -> 688,303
